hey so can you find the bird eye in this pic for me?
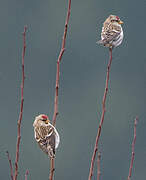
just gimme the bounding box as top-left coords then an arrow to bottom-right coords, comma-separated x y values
111,19 -> 119,22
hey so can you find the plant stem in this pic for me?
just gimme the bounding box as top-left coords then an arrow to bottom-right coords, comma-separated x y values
127,117 -> 138,180
88,48 -> 112,180
14,26 -> 27,180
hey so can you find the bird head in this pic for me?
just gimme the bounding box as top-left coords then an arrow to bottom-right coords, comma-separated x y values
33,114 -> 50,127
41,115 -> 50,124
106,15 -> 123,25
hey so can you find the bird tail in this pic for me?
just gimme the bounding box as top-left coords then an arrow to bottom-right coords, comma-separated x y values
47,145 -> 55,158
96,40 -> 104,44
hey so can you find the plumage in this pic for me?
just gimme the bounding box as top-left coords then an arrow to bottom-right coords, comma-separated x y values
98,15 -> 124,48
33,114 -> 60,158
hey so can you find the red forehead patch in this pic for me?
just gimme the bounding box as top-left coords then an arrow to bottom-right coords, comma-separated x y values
42,115 -> 48,119
116,16 -> 120,20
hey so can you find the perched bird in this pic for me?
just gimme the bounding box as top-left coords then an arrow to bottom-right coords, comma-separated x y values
98,15 -> 124,49
33,114 -> 60,158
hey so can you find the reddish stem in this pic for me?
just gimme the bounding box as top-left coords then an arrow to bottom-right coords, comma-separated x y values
14,26 -> 27,180
6,151 -> 14,180
25,170 -> 29,180
49,158 -> 55,180
52,0 -> 71,127
88,48 -> 113,180
127,117 -> 138,180
97,152 -> 101,180
49,1 -> 71,180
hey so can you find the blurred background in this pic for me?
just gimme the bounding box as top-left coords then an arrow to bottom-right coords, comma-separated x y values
0,0 -> 146,179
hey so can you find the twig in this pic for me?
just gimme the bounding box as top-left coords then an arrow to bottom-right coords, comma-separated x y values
88,48 -> 113,180
6,151 -> 14,180
25,170 -> 29,180
52,0 -> 71,127
49,1 -> 71,180
127,117 -> 138,180
14,26 -> 27,180
49,158 -> 55,180
97,152 -> 101,180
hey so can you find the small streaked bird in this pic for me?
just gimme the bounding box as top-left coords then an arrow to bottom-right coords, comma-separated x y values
98,15 -> 124,49
33,114 -> 60,158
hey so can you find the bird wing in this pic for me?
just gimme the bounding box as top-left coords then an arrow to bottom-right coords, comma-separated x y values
34,125 -> 56,157
102,31 -> 121,43
100,23 -> 121,43
46,131 -> 56,156
34,125 -> 53,141
49,123 -> 60,149
34,123 -> 60,158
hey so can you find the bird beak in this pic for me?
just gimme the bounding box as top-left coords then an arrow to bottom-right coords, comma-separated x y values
118,20 -> 123,24
45,119 -> 49,124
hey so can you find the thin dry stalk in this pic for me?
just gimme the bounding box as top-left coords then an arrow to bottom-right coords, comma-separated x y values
97,152 -> 101,180
127,117 -> 138,180
14,26 -> 27,180
49,1 -> 71,180
25,170 -> 29,180
52,0 -> 71,127
6,151 -> 14,180
49,158 -> 55,180
88,48 -> 113,180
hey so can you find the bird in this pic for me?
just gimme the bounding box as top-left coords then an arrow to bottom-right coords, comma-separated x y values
97,15 -> 124,49
33,114 -> 60,158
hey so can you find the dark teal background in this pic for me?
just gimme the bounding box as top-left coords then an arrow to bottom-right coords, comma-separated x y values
0,0 -> 146,179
